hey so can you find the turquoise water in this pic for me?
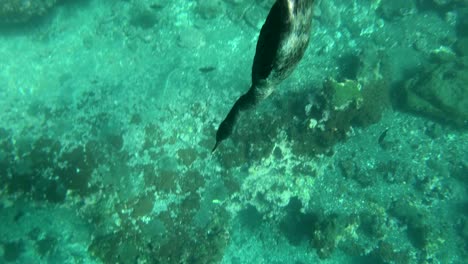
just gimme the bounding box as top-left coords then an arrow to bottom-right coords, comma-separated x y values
0,0 -> 467,263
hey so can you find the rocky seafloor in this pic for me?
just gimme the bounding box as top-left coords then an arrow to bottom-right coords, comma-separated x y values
0,0 -> 467,263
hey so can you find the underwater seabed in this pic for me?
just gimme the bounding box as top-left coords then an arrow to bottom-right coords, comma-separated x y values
0,0 -> 467,263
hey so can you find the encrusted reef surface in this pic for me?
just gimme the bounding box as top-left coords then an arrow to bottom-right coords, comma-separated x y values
0,0 -> 58,24
0,0 -> 467,263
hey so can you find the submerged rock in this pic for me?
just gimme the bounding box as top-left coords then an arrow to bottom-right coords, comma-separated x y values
401,62 -> 468,127
0,0 -> 57,24
196,0 -> 224,19
377,0 -> 416,21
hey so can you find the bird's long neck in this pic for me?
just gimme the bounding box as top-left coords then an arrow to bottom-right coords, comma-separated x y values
212,85 -> 258,152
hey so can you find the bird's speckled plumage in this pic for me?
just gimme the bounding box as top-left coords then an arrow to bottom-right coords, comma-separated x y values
213,0 -> 314,152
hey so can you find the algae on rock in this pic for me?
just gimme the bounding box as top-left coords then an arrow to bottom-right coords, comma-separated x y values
324,78 -> 363,111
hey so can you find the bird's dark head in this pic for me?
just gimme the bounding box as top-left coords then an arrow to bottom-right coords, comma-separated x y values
212,118 -> 233,152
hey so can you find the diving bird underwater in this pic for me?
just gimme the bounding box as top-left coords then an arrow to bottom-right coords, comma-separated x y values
212,0 -> 315,152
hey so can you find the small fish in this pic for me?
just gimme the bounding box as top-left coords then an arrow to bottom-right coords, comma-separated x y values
378,128 -> 389,149
199,66 -> 216,73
